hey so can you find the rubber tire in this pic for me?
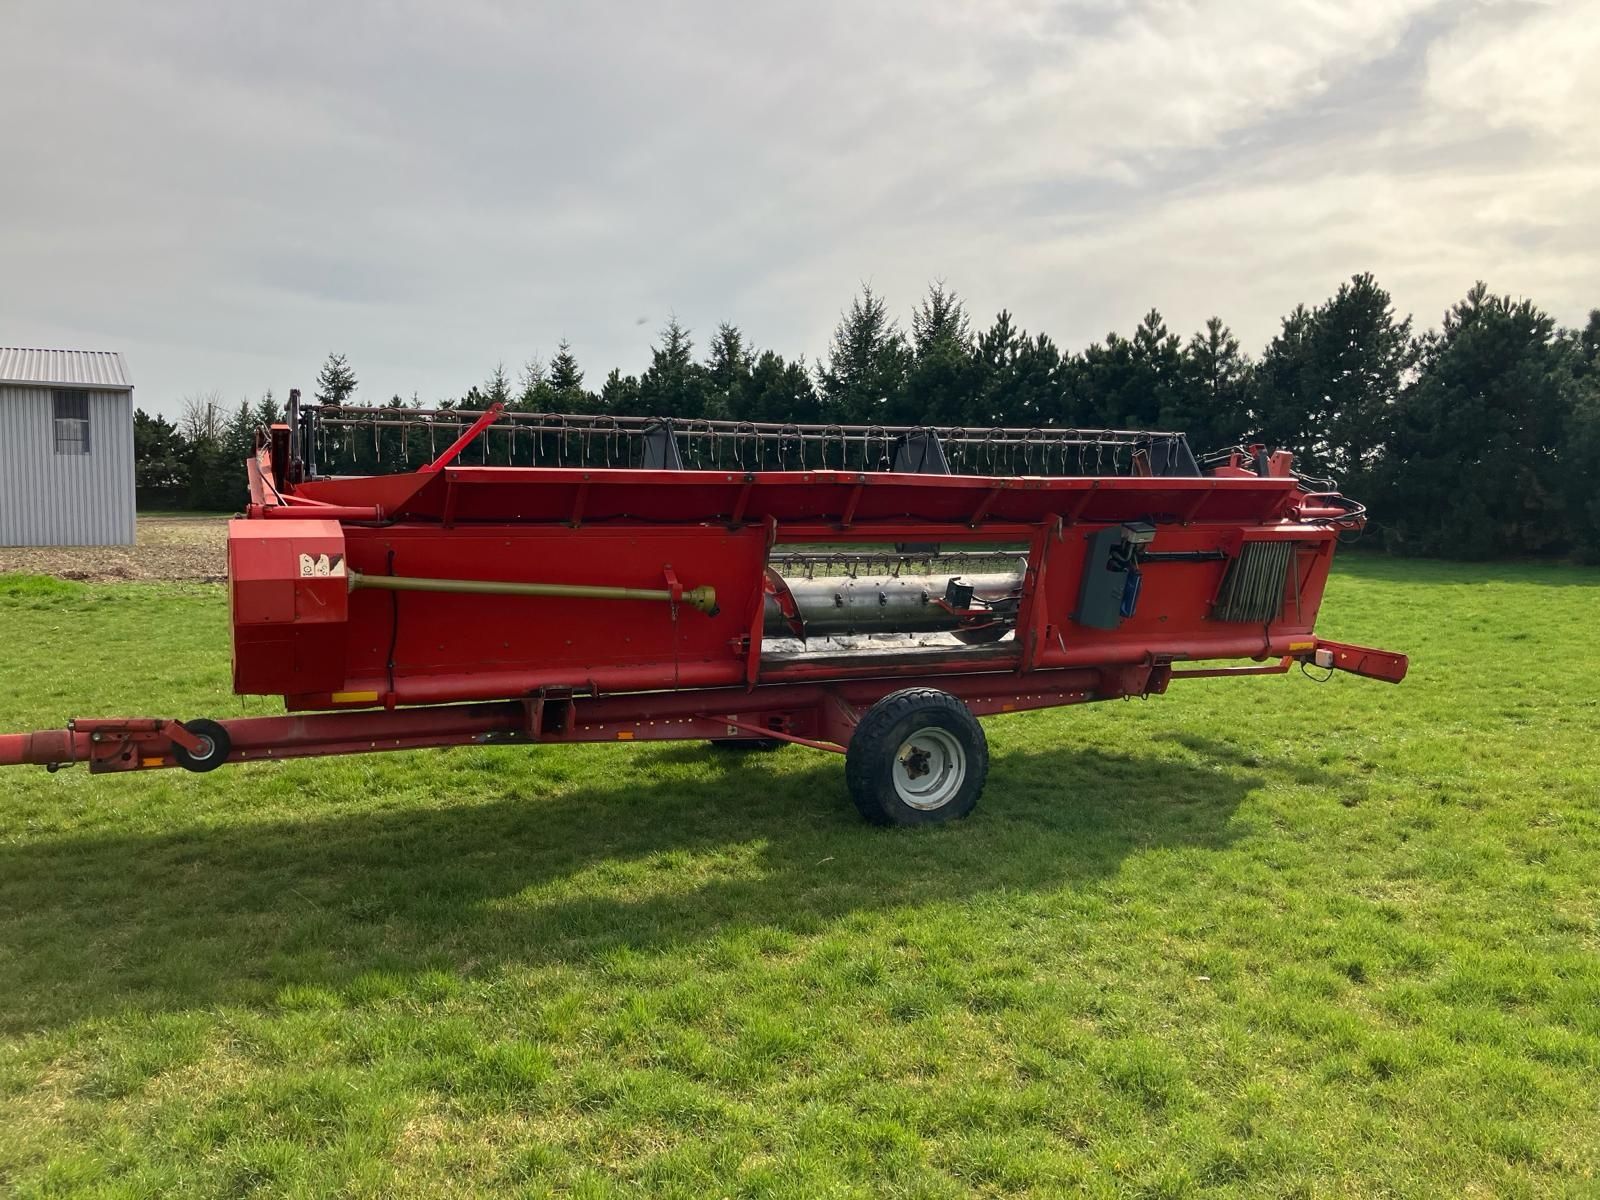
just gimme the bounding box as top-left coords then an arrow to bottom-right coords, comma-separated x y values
172,718 -> 231,773
845,688 -> 988,826
708,738 -> 786,752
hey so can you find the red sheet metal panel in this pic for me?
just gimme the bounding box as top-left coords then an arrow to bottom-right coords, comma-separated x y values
254,523 -> 771,707
290,467 -> 1300,529
229,519 -> 351,695
1031,523 -> 1339,669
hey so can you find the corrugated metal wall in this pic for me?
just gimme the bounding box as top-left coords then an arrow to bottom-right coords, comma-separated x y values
0,386 -> 137,546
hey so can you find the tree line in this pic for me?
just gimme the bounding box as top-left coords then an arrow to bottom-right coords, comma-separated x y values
135,274 -> 1600,560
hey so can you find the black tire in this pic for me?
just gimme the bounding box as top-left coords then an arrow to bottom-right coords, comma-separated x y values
708,737 -> 786,752
172,718 -> 230,773
844,688 -> 988,826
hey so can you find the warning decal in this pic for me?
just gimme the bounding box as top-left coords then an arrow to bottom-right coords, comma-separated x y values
298,552 -> 346,578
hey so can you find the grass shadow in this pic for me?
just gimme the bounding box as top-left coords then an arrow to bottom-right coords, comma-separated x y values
0,742 -> 1260,1032
1152,731 -> 1355,790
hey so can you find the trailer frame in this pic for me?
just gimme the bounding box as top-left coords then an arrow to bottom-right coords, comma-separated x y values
0,634 -> 1406,777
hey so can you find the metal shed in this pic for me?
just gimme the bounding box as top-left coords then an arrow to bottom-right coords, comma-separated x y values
0,348 -> 136,547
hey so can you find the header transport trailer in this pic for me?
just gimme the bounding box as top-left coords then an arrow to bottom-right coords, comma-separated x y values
0,400 -> 1406,825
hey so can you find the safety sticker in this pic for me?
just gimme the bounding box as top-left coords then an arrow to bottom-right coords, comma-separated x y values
298,553 -> 346,578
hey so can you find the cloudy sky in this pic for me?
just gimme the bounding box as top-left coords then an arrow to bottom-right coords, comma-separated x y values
3,0 -> 1596,415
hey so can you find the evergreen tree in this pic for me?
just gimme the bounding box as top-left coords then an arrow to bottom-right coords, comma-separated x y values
818,284 -> 910,423
903,282 -> 975,425
548,343 -> 583,392
970,311 -> 1070,429
1252,303 -> 1315,449
1255,274 -> 1412,487
1581,310 -> 1600,371
548,339 -> 589,410
1077,310 -> 1182,430
314,352 -> 358,406
747,351 -> 822,426
484,362 -> 513,408
254,388 -> 283,428
1016,333 -> 1073,430
911,281 -> 971,355
517,357 -> 553,411
1563,322 -> 1600,558
639,317 -> 710,417
367,392 -> 415,470
132,409 -> 188,507
1316,274 -> 1413,487
705,323 -> 753,419
972,310 -> 1021,425
1382,283 -> 1574,557
184,439 -> 228,510
599,368 -> 642,415
223,401 -> 256,464
1176,318 -> 1253,452
1129,309 -> 1185,428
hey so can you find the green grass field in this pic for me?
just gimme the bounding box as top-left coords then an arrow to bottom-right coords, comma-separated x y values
1,558 -> 1597,1197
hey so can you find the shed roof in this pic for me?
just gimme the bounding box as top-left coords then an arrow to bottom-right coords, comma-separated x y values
0,347 -> 132,390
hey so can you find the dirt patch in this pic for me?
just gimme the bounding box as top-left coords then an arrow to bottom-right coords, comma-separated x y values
0,516 -> 229,583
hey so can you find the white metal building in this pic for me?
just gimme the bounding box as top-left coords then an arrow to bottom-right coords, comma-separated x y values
0,348 -> 136,546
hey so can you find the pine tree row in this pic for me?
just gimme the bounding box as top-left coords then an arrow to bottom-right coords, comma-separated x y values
134,276 -> 1600,560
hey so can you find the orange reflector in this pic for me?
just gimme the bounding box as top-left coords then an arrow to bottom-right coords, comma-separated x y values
331,690 -> 380,704
616,731 -> 634,740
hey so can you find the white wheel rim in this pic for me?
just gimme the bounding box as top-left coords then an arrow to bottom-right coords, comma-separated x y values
892,726 -> 966,810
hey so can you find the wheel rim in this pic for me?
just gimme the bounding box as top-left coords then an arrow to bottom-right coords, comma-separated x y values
892,726 -> 966,810
191,735 -> 214,760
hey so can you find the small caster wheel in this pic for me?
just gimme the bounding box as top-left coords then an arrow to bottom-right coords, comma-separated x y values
172,719 -> 230,773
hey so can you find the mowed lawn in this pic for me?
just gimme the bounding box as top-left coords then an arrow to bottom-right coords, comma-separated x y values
1,557 -> 1597,1198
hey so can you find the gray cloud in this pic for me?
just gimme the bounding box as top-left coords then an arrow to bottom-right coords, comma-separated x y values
2,0 -> 1595,415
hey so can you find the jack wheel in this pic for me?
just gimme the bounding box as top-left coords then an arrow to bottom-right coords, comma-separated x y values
845,688 -> 988,826
173,719 -> 230,773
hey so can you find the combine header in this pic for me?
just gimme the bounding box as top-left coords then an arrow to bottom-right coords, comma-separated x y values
0,399 -> 1406,825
